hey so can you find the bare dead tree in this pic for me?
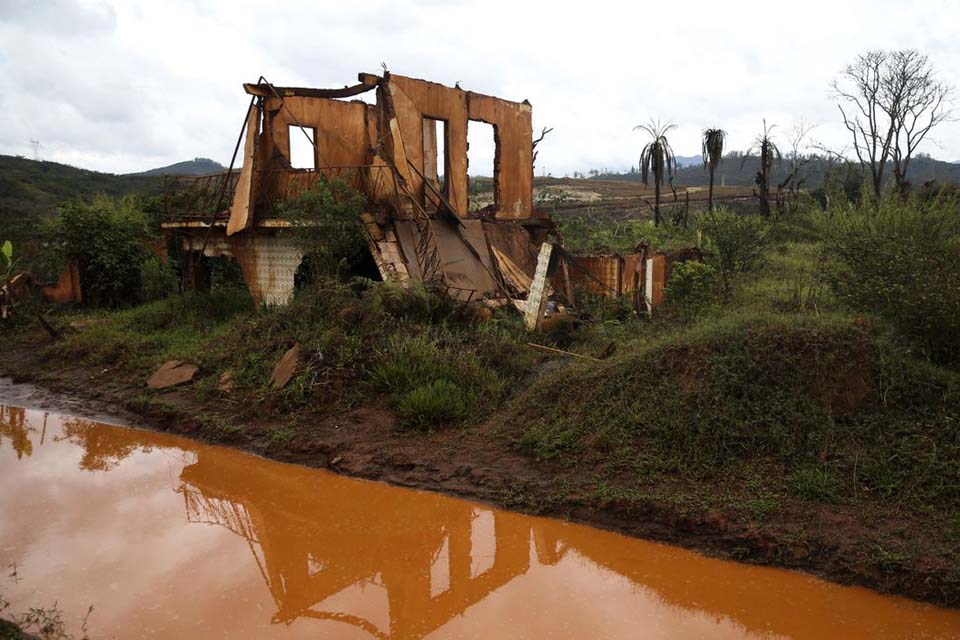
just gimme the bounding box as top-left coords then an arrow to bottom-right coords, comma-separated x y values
886,50 -> 954,193
634,119 -> 676,226
531,126 -> 554,172
776,117 -> 815,216
832,49 -> 953,199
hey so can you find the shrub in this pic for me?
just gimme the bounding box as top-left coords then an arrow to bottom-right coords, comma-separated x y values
821,192 -> 960,364
40,195 -> 152,307
139,256 -> 177,302
557,215 -> 695,253
664,261 -> 719,320
698,209 -> 770,295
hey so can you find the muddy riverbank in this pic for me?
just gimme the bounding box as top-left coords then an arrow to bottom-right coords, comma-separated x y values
2,340 -> 958,610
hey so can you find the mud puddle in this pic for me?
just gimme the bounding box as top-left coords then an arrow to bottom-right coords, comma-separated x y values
1,405 -> 959,639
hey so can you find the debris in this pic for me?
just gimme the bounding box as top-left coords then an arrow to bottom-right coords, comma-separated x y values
147,361 -> 199,389
218,371 -> 235,393
491,245 -> 532,294
269,344 -> 301,390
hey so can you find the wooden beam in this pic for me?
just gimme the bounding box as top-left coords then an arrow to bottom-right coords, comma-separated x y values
243,82 -> 377,99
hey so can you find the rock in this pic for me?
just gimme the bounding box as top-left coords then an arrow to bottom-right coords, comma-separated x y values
146,360 -> 199,389
218,370 -> 235,393
269,344 -> 300,390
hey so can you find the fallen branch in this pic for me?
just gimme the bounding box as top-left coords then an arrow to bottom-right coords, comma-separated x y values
527,342 -> 601,362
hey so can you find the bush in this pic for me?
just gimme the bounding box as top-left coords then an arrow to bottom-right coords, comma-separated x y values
139,256 -> 177,302
698,209 -> 770,295
821,193 -> 960,364
664,261 -> 720,320
40,195 -> 152,307
557,215 -> 695,253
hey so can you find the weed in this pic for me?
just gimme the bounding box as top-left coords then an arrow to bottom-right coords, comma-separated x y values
266,426 -> 296,450
871,543 -> 908,574
788,466 -> 840,502
397,379 -> 470,431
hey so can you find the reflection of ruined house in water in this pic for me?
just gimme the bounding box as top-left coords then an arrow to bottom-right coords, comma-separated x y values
162,72 -> 554,307
177,450 -> 565,638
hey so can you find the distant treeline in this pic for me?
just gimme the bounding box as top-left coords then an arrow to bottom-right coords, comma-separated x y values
582,153 -> 960,191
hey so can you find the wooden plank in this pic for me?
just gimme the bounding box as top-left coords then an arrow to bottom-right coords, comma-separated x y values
527,343 -> 601,362
524,242 -> 553,332
491,244 -> 532,294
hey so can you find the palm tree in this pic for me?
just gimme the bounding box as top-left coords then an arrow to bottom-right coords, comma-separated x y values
701,128 -> 726,212
634,119 -> 676,226
744,120 -> 781,217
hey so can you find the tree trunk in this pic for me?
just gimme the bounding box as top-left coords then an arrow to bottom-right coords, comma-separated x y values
708,168 -> 715,212
654,178 -> 661,226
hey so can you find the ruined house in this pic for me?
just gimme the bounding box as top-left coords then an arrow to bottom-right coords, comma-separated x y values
162,72 -> 554,306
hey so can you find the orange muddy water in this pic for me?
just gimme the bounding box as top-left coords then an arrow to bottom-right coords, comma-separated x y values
1,406 -> 959,639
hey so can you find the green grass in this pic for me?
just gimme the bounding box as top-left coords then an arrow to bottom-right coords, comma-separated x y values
510,310 -> 960,513
45,278 -> 536,429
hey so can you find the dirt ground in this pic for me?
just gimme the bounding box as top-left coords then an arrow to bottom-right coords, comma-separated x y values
1,341 -> 957,609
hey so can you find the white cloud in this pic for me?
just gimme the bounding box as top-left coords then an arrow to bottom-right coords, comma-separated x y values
0,0 -> 957,175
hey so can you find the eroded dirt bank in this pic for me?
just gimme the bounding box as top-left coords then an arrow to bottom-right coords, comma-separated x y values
1,343 -> 957,609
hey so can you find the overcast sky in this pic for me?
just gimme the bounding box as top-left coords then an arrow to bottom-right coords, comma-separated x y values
1,0 -> 958,176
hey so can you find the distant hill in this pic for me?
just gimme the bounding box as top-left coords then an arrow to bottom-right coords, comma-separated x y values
674,155 -> 703,168
0,155 -> 165,269
133,157 -> 226,176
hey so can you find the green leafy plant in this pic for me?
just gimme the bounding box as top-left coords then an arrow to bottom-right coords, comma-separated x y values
0,240 -> 13,270
698,208 -> 771,295
664,261 -> 720,320
821,191 -> 960,364
40,195 -> 152,308
139,255 -> 177,302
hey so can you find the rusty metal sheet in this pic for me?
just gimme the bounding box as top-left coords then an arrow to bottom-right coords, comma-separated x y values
569,255 -> 621,296
430,217 -> 498,296
227,104 -> 260,236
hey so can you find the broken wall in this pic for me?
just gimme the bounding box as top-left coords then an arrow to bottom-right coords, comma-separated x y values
265,96 -> 372,170
467,93 -> 533,219
385,74 -> 533,220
